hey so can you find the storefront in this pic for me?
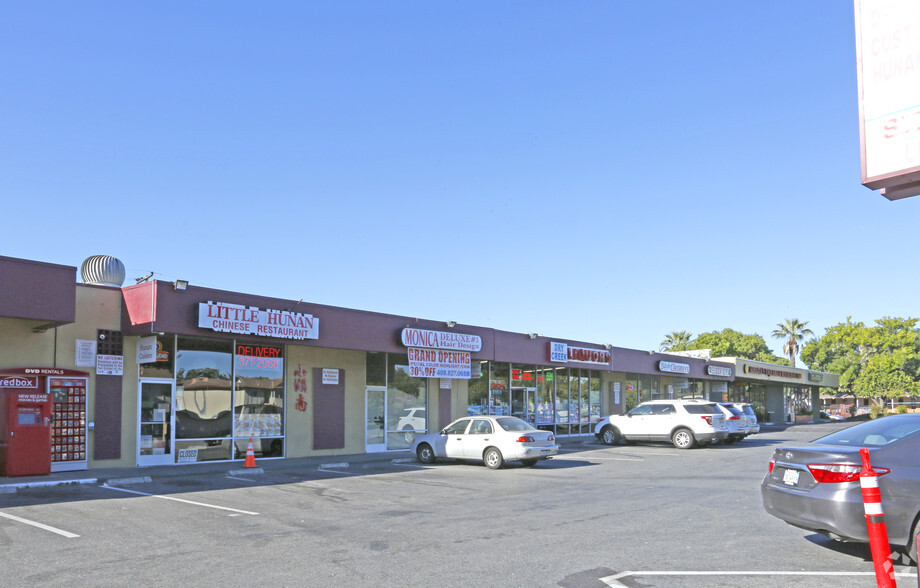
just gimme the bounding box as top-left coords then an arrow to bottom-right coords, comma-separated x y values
722,359 -> 839,424
0,254 -> 829,475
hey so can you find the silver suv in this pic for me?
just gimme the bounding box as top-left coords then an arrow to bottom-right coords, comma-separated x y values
594,399 -> 729,449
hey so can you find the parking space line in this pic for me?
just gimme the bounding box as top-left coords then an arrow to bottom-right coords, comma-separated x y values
0,511 -> 79,538
600,570 -> 917,586
554,455 -> 643,462
101,484 -> 259,515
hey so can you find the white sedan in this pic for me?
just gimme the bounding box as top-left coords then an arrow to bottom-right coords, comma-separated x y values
410,416 -> 558,469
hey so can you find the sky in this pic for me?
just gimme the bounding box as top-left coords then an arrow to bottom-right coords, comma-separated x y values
2,2 -> 919,360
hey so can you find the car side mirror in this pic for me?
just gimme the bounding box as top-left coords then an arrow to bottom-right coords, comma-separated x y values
440,429 -> 448,435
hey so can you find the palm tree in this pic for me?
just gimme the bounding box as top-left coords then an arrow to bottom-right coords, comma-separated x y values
772,319 -> 814,366
660,330 -> 693,352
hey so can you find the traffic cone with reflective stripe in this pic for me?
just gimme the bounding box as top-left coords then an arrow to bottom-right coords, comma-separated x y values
243,438 -> 257,468
859,448 -> 897,588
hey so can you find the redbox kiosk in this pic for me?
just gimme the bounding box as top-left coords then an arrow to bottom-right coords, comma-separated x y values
0,368 -> 89,476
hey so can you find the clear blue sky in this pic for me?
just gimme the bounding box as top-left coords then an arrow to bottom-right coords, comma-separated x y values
3,2 -> 918,359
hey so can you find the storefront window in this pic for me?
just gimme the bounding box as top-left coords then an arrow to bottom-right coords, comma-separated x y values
468,362 -> 489,416
489,362 -> 509,416
624,375 -> 639,410
536,367 -> 555,428
555,368 -> 572,435
511,364 -> 537,424
139,334 -> 175,378
589,373 -> 601,424
366,352 -> 386,387
234,343 -> 284,457
387,353 -> 428,450
175,337 -> 233,462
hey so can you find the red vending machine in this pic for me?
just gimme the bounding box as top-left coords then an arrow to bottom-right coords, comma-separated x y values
0,376 -> 53,476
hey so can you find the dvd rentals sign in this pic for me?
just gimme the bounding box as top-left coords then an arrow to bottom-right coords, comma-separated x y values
401,328 -> 481,379
548,342 -> 612,366
199,301 -> 319,340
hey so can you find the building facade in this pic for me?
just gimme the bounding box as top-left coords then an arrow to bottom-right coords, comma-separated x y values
0,255 -> 833,475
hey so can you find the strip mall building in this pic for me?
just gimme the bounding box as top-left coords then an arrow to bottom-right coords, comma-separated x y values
0,255 -> 838,475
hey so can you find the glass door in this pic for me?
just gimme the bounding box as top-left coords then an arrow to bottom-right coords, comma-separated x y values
365,386 -> 387,452
138,379 -> 175,466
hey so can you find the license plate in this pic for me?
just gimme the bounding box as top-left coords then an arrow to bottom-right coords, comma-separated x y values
541,450 -> 550,456
782,468 -> 800,486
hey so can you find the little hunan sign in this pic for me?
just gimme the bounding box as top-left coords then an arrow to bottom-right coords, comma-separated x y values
199,302 -> 319,341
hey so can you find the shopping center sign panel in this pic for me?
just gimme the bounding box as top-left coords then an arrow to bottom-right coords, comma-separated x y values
401,328 -> 481,379
855,0 -> 920,200
198,302 -> 319,340
548,342 -> 611,366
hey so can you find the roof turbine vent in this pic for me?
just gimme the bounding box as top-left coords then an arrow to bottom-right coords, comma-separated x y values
80,255 -> 126,287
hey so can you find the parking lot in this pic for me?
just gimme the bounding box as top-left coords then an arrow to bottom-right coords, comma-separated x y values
1,423 -> 917,587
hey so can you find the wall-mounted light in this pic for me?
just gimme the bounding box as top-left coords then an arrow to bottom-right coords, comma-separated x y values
648,350 -> 655,355
528,333 -> 540,340
446,321 -> 457,328
603,344 -> 612,350
174,279 -> 189,291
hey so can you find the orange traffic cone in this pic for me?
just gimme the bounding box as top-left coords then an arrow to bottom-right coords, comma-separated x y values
243,438 -> 257,468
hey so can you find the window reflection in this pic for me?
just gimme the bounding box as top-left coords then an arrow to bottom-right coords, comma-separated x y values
175,338 -> 233,440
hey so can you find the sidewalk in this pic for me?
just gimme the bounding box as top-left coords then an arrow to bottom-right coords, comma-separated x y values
1,435 -> 596,493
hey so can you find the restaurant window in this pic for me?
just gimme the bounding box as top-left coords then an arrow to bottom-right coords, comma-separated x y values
234,343 -> 284,458
511,364 -> 537,424
175,337 -> 233,462
139,334 -> 175,378
468,362 -> 489,416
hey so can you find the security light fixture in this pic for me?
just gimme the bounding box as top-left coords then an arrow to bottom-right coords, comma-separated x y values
174,279 -> 189,291
528,333 -> 540,340
446,321 -> 457,328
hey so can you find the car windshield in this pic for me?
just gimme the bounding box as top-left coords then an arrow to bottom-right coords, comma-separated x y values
684,404 -> 720,414
495,417 -> 533,432
815,416 -> 920,447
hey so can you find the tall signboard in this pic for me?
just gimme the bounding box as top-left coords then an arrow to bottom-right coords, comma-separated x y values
855,0 -> 920,200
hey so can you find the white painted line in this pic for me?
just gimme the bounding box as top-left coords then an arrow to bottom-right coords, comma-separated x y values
101,484 -> 259,515
600,570 -> 917,586
553,455 -> 643,462
0,511 -> 79,538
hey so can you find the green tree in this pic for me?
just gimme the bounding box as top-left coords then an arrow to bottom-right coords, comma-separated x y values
660,330 -> 693,352
800,316 -> 920,404
686,328 -> 788,364
771,319 -> 814,367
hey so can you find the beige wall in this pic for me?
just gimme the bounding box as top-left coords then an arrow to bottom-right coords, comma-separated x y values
285,346 -> 366,457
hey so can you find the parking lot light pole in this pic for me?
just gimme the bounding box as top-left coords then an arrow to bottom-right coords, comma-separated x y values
859,448 -> 897,588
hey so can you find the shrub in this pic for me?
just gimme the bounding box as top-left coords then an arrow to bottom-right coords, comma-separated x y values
870,405 -> 886,419
895,404 -> 909,414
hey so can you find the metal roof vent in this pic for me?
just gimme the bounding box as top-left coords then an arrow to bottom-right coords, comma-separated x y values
80,255 -> 126,287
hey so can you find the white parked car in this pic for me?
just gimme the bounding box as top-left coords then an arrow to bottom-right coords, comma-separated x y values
410,416 -> 558,469
728,402 -> 760,434
716,403 -> 752,443
594,399 -> 728,449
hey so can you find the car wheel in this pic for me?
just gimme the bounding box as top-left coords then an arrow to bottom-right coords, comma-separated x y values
483,447 -> 504,469
521,459 -> 538,467
903,514 -> 920,565
416,443 -> 436,464
672,428 -> 695,449
601,425 -> 620,446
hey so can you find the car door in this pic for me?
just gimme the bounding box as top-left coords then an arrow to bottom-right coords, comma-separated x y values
648,403 -> 676,442
462,418 -> 494,459
619,404 -> 653,440
441,418 -> 471,458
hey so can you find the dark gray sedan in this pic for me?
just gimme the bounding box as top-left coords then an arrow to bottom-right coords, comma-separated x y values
761,414 -> 920,563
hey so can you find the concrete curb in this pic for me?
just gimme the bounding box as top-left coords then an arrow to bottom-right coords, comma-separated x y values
104,476 -> 152,486
227,467 -> 264,476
